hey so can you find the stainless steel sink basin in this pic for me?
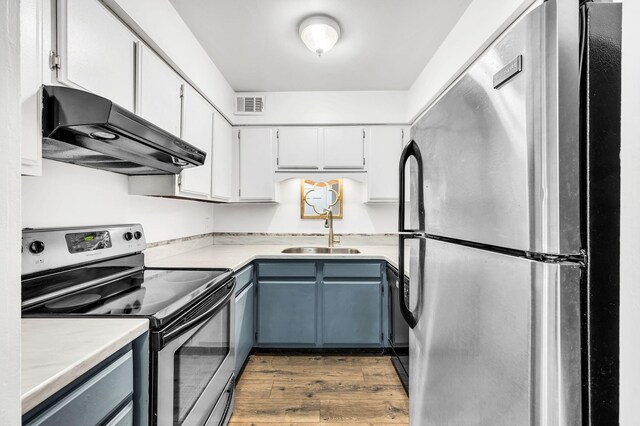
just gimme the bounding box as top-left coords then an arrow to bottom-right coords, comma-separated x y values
281,247 -> 361,254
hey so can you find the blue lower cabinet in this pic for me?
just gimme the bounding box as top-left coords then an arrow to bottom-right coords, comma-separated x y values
322,281 -> 383,346
254,261 -> 387,348
25,350 -> 134,426
24,334 -> 149,426
235,281 -> 254,372
257,280 -> 317,345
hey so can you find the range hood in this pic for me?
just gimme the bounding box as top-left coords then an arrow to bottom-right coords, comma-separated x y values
42,85 -> 206,175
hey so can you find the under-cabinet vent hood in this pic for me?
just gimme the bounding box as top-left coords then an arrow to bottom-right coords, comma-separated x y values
41,85 -> 206,175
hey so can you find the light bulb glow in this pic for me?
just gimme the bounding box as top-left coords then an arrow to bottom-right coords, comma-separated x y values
299,16 -> 341,56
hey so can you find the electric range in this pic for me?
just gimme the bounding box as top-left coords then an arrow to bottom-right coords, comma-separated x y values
21,224 -> 236,426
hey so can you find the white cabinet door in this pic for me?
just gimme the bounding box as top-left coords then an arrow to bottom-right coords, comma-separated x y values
137,45 -> 183,137
239,128 -> 275,201
57,0 -> 136,111
211,112 -> 233,201
20,0 -> 44,176
276,127 -> 319,169
366,126 -> 408,202
323,127 -> 365,169
178,85 -> 212,197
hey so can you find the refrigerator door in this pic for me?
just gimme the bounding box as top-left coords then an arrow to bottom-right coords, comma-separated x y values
410,0 -> 580,255
407,237 -> 582,426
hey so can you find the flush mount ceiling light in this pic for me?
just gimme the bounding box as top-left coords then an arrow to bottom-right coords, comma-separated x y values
299,16 -> 341,56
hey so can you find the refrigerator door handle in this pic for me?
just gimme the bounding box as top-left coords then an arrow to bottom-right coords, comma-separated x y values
398,139 -> 425,233
398,233 -> 422,329
398,140 -> 425,329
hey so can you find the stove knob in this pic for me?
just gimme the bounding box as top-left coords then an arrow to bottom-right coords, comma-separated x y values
134,231 -> 142,240
29,240 -> 45,254
123,232 -> 134,241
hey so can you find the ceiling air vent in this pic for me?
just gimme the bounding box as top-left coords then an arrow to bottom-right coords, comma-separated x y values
235,95 -> 265,115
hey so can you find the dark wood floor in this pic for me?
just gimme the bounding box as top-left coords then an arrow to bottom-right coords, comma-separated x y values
229,354 -> 409,425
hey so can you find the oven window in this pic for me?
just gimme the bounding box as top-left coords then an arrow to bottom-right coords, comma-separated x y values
173,304 -> 230,424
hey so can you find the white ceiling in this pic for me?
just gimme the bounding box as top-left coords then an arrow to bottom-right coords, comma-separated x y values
169,0 -> 472,92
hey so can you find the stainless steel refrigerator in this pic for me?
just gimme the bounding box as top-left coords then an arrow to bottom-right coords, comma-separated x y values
398,1 -> 621,424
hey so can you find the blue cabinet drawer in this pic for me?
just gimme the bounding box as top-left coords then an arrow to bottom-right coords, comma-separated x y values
257,281 -> 316,345
322,281 -> 383,345
26,351 -> 134,426
257,262 -> 316,278
235,264 -> 253,294
323,262 -> 382,279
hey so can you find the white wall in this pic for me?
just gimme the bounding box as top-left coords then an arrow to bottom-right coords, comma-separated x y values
233,91 -> 408,126
213,178 -> 396,233
22,160 -> 215,243
407,0 -> 538,122
104,0 -> 236,121
0,0 -> 22,423
620,0 -> 640,423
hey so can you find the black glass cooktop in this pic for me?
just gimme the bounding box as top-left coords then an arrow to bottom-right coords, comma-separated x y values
23,268 -> 233,328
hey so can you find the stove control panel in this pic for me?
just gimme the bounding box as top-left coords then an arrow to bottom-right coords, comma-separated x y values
22,224 -> 146,276
65,230 -> 113,253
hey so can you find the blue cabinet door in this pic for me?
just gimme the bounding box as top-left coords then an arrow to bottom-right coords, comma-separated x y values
322,281 -> 383,345
257,280 -> 317,345
235,281 -> 254,372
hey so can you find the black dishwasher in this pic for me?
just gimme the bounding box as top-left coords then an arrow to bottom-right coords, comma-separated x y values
387,265 -> 409,393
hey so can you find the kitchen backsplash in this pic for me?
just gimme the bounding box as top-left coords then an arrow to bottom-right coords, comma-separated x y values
144,232 -> 396,263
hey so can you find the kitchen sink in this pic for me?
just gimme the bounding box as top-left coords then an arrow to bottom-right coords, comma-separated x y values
281,247 -> 361,254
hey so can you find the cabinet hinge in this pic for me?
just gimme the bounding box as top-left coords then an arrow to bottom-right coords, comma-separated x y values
276,157 -> 279,166
276,129 -> 280,139
255,331 -> 258,341
177,173 -> 182,187
381,332 -> 384,342
179,85 -> 184,98
362,129 -> 366,139
48,51 -> 61,70
401,129 -> 405,140
238,188 -> 241,197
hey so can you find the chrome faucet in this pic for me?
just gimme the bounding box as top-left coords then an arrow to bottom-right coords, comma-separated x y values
324,209 -> 340,247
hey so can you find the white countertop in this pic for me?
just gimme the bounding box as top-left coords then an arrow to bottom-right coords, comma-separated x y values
146,244 -> 403,272
22,318 -> 148,415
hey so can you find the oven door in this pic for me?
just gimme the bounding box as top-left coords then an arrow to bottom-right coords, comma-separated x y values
155,279 -> 236,426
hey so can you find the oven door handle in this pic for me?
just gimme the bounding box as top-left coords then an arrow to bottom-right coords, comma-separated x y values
160,281 -> 235,347
217,375 -> 235,426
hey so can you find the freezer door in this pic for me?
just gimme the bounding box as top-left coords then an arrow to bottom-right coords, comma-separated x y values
410,0 -> 580,254
408,237 -> 581,425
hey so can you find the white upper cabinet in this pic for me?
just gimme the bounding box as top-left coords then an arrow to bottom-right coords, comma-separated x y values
211,112 -> 233,201
178,85 -> 213,198
323,127 -> 365,169
239,128 -> 275,201
137,45 -> 183,137
365,126 -> 409,202
276,127 -> 320,169
20,0 -> 45,176
57,0 -> 136,111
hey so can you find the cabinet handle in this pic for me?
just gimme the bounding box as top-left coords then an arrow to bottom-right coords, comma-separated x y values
362,129 -> 366,166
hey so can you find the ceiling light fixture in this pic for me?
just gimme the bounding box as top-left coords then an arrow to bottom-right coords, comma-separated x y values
299,16 -> 341,57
